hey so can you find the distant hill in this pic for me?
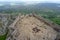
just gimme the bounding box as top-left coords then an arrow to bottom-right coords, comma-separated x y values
0,2 -> 60,14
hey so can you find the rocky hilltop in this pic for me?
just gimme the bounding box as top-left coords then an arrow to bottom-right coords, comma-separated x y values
6,14 -> 60,40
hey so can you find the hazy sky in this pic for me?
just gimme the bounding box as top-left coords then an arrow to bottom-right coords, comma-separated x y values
0,0 -> 60,3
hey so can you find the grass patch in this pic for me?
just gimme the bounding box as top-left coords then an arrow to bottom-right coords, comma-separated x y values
49,17 -> 60,25
0,34 -> 7,40
0,28 -> 8,40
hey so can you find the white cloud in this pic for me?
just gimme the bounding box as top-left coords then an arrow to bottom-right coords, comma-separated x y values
0,4 -> 4,6
0,0 -> 60,3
